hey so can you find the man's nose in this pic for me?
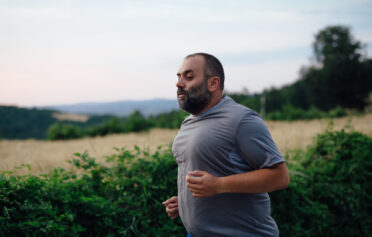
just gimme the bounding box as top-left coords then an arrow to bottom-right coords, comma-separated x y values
176,79 -> 184,88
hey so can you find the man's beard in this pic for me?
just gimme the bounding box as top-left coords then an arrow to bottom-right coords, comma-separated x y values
177,79 -> 212,115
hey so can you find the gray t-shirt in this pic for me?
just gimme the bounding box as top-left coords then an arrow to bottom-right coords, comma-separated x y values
172,96 -> 284,237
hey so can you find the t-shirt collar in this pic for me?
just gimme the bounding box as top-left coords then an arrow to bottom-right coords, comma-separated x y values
194,95 -> 230,118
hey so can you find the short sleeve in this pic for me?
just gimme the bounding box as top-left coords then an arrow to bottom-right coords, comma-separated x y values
236,111 -> 284,170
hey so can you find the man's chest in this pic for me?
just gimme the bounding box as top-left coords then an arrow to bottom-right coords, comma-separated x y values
172,117 -> 236,171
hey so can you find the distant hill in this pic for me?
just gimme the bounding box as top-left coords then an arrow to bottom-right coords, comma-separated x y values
40,99 -> 179,117
0,105 -> 118,139
0,99 -> 180,139
0,106 -> 57,139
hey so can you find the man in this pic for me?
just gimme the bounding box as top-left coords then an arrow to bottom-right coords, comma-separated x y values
162,53 -> 289,236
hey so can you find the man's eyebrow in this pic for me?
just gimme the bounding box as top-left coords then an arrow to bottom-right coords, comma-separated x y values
177,69 -> 193,77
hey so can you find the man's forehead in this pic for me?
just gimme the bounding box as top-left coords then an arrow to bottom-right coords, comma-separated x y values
178,55 -> 205,74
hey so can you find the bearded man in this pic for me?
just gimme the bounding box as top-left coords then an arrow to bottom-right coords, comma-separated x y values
163,53 -> 289,237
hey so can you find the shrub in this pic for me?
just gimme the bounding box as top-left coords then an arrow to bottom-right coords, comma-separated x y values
87,118 -> 126,137
149,110 -> 189,129
124,111 -> 154,132
47,123 -> 84,140
1,129 -> 371,236
0,146 -> 185,236
272,128 -> 372,236
265,105 -> 347,121
327,106 -> 347,118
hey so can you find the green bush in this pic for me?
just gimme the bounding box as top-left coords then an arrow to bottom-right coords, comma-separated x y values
0,106 -> 57,139
48,111 -> 157,140
124,111 -> 154,132
271,128 -> 372,236
87,117 -> 127,137
1,129 -> 371,236
47,123 -> 84,140
149,110 -> 189,129
265,105 -> 347,121
0,146 -> 185,236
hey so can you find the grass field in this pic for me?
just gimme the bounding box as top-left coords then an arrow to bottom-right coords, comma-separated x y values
1,114 -> 371,174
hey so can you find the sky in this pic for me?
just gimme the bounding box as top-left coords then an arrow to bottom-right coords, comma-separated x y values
1,0 -> 371,107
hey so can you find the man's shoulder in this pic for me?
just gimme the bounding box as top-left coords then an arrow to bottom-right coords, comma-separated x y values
223,96 -> 258,116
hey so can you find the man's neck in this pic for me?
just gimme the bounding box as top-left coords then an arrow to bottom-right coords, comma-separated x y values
192,94 -> 223,116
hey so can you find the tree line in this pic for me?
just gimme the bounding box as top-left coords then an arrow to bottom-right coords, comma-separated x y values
230,25 -> 372,120
0,105 -> 189,140
0,106 -> 119,140
46,110 -> 189,140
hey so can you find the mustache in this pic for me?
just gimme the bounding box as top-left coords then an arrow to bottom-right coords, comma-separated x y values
177,88 -> 188,95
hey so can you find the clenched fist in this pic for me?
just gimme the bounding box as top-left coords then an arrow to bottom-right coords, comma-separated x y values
162,196 -> 179,219
186,170 -> 223,198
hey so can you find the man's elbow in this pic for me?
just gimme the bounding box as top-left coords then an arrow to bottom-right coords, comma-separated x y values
281,169 -> 290,189
274,162 -> 290,190
280,164 -> 290,189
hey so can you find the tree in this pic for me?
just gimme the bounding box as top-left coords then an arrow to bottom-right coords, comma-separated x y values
313,25 -> 363,66
124,111 -> 154,132
306,25 -> 371,110
47,123 -> 84,140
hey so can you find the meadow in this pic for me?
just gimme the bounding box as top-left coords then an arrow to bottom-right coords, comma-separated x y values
1,113 -> 371,174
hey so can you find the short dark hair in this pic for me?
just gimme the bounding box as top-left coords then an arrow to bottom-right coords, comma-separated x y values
185,53 -> 225,90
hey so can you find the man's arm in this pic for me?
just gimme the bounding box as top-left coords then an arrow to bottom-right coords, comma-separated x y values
186,162 -> 289,198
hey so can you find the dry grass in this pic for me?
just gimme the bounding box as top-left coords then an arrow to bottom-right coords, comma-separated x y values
52,112 -> 89,122
0,129 -> 178,174
1,114 -> 371,174
267,113 -> 372,153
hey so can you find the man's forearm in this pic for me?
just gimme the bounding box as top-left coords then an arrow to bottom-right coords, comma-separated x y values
186,162 -> 290,198
218,162 -> 289,194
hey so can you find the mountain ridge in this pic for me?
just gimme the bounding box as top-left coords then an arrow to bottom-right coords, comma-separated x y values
39,99 -> 179,117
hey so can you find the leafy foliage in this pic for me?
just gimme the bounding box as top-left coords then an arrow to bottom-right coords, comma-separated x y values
271,128 -> 372,236
47,123 -> 84,140
46,110 -> 189,140
123,111 -> 154,132
230,92 -> 349,121
1,129 -> 371,236
0,106 -> 57,139
265,105 -> 347,121
302,25 -> 371,110
47,111 -> 163,140
229,25 -> 372,116
149,110 -> 189,129
86,117 -> 127,137
0,146 -> 185,236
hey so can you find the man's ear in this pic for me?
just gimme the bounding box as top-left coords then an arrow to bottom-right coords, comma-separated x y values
207,76 -> 221,92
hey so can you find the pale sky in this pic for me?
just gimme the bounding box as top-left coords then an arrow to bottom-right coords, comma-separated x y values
1,0 -> 371,107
